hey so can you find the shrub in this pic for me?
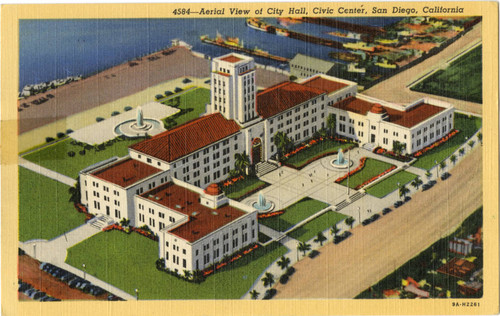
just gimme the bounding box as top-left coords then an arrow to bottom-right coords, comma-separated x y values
155,94 -> 163,100
174,87 -> 183,93
56,132 -> 66,138
279,274 -> 289,284
45,137 -> 55,143
124,106 -> 132,111
66,129 -> 74,134
182,78 -> 192,84
165,91 -> 173,96
67,151 -> 76,157
79,150 -> 86,156
96,117 -> 104,122
111,111 -> 120,116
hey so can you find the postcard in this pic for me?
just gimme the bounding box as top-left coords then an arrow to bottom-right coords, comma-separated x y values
2,2 -> 498,315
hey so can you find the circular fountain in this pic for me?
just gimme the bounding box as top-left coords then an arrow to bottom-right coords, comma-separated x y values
114,106 -> 164,137
330,148 -> 352,169
252,192 -> 275,213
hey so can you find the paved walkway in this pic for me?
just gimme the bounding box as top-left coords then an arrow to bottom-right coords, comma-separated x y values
19,157 -> 76,186
363,22 -> 482,115
19,221 -> 136,300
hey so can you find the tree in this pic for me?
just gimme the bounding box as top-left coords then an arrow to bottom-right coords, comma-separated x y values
250,289 -> 260,300
468,140 -> 475,149
68,178 -> 81,204
439,160 -> 447,171
326,114 -> 336,137
183,270 -> 192,280
345,217 -> 355,229
314,232 -> 327,246
192,270 -> 205,283
274,131 -> 292,160
399,184 -> 410,200
450,154 -> 457,165
410,177 -> 423,190
392,141 -> 406,156
277,255 -> 291,271
459,148 -> 465,156
297,242 -> 311,257
234,152 -> 251,175
120,218 -> 130,227
289,75 -> 297,81
477,132 -> 482,145
330,224 -> 340,238
425,171 -> 432,180
261,272 -> 275,289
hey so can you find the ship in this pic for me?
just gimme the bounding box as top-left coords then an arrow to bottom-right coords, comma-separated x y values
343,41 -> 377,52
327,31 -> 361,40
246,18 -> 270,32
329,51 -> 363,62
200,34 -> 289,63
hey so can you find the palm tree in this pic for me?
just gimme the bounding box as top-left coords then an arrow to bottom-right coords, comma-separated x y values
250,289 -> 260,300
314,232 -> 327,246
450,154 -> 457,165
277,256 -> 291,271
468,140 -> 475,149
274,131 -> 291,160
425,171 -> 432,180
183,270 -> 192,280
330,224 -> 340,238
261,272 -> 275,289
297,242 -> 311,257
459,148 -> 465,156
477,132 -> 482,145
345,217 -> 355,229
399,184 -> 410,200
120,218 -> 130,227
439,161 -> 447,172
234,152 -> 250,175
326,114 -> 336,137
68,177 -> 81,203
411,177 -> 423,190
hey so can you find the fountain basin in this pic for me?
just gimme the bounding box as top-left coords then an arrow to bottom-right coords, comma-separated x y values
252,192 -> 275,213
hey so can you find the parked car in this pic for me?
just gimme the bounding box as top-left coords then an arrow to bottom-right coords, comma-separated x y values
441,172 -> 451,180
334,231 -> 352,244
308,250 -> 320,258
362,218 -> 371,226
404,196 -> 411,202
382,208 -> 392,215
394,200 -> 404,208
370,214 -> 380,222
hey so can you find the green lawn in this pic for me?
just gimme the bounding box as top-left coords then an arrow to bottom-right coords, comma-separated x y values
356,207 -> 483,299
365,171 -> 418,198
19,167 -> 86,242
66,231 -> 287,299
162,88 -> 211,128
222,176 -> 267,200
412,113 -> 482,170
410,45 -> 482,103
259,198 -> 329,232
288,211 -> 347,242
285,140 -> 355,168
340,158 -> 394,189
23,137 -> 144,179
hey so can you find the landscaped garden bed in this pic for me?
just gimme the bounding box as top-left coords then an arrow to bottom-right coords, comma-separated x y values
365,171 -> 418,198
161,88 -> 210,129
281,137 -> 357,169
373,147 -> 412,162
259,198 -> 329,232
336,158 -> 395,189
66,231 -> 287,299
221,176 -> 268,201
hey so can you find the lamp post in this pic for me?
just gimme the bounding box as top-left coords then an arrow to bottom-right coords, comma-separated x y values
33,244 -> 36,259
135,288 -> 139,300
357,206 -> 361,225
296,242 -> 299,261
397,182 -> 400,200
82,263 -> 86,280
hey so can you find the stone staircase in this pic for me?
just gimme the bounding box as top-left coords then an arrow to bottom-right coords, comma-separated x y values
362,143 -> 376,151
335,191 -> 365,211
255,161 -> 278,177
88,214 -> 115,230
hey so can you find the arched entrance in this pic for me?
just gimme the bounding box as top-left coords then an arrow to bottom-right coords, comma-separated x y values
251,138 -> 263,164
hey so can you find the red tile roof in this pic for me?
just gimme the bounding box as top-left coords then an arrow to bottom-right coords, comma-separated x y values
331,96 -> 446,128
220,55 -> 243,63
92,158 -> 162,188
256,82 -> 324,119
142,182 -> 246,242
300,76 -> 348,94
130,113 -> 240,162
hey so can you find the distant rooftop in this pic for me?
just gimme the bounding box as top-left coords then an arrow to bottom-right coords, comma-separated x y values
256,81 -> 324,119
219,55 -> 244,63
301,76 -> 349,94
92,158 -> 162,188
290,53 -> 336,70
331,96 -> 447,128
142,182 -> 246,242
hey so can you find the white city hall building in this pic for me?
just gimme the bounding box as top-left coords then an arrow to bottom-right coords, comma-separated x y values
79,53 -> 454,272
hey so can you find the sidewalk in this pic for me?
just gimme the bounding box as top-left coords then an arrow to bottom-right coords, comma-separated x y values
19,157 -> 76,186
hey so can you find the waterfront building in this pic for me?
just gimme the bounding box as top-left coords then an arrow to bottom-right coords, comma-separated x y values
289,53 -> 343,78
